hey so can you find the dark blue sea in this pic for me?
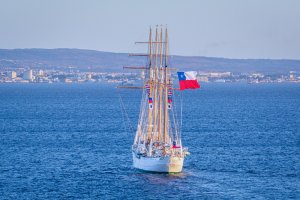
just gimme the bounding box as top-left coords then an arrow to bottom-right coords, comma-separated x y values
0,83 -> 299,199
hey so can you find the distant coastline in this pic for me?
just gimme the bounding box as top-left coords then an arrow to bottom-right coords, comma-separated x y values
0,48 -> 299,84
1,48 -> 300,73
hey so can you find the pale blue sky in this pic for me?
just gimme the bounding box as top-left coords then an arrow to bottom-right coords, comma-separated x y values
0,0 -> 299,59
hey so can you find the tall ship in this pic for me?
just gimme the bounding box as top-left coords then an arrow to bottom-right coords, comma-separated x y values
122,26 -> 199,173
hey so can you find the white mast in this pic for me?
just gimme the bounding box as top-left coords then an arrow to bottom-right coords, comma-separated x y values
147,27 -> 153,141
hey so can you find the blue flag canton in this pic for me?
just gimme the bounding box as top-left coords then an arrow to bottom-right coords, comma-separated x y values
148,97 -> 153,103
177,72 -> 186,81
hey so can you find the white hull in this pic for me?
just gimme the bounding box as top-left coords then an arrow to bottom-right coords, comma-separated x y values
132,153 -> 184,173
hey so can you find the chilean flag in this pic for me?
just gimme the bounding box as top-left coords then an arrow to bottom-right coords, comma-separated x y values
177,71 -> 200,90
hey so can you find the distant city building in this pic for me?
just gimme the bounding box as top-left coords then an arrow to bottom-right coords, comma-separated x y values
251,73 -> 264,78
64,78 -> 72,83
86,74 -> 92,80
8,71 -> 17,79
198,72 -> 231,78
37,70 -> 44,76
23,70 -> 33,81
140,71 -> 145,79
289,71 -> 296,81
197,76 -> 209,82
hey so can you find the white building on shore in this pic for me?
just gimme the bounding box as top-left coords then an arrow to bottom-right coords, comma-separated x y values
8,71 -> 17,79
23,70 -> 33,81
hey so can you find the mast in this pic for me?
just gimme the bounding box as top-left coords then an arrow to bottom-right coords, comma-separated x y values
164,27 -> 169,143
158,26 -> 163,141
128,26 -> 174,145
152,26 -> 159,141
147,27 -> 153,141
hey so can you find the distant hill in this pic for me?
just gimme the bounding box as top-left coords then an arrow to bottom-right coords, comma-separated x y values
0,48 -> 299,73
